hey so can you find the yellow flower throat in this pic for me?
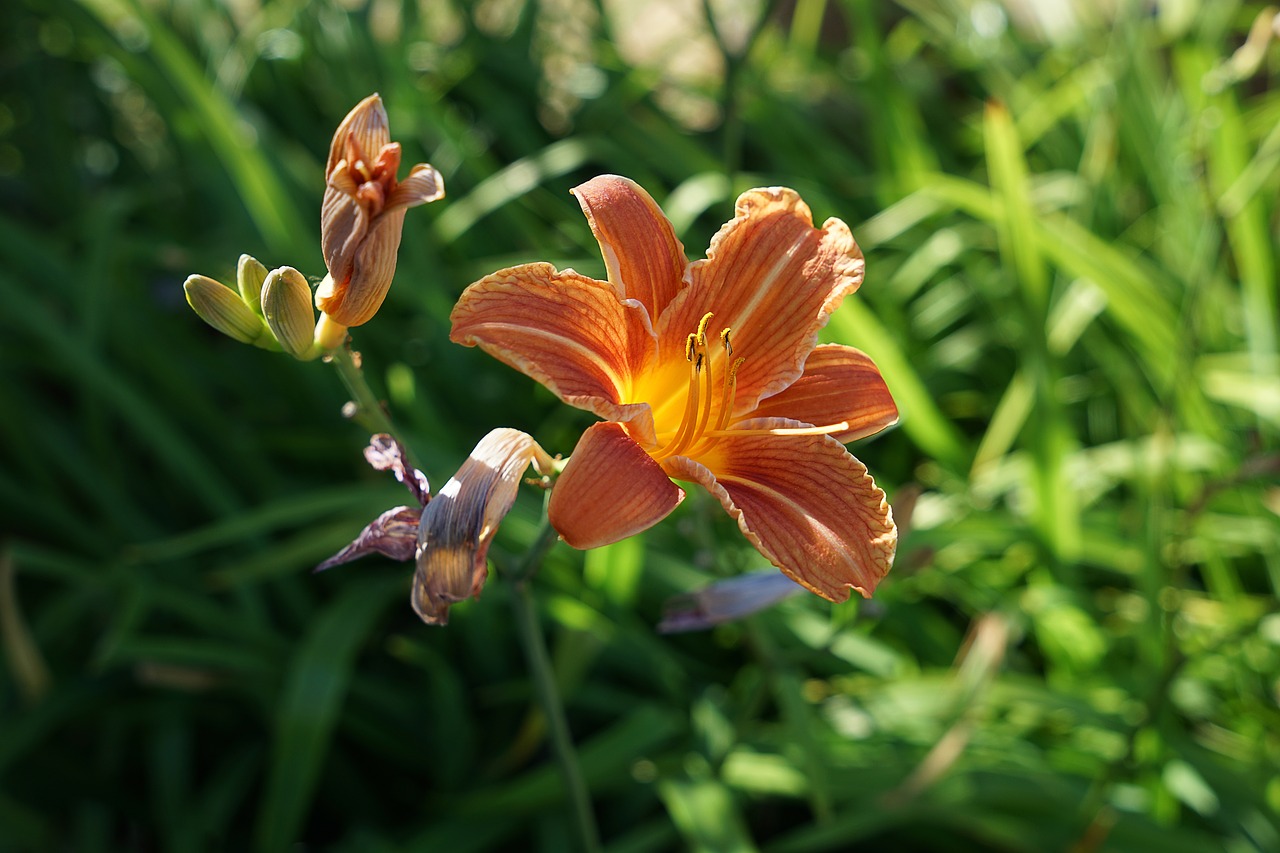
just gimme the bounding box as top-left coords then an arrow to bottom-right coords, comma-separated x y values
650,312 -> 850,463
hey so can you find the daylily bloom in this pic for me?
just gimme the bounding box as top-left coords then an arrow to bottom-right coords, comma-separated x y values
451,176 -> 899,602
317,431 -> 553,625
315,93 -> 445,328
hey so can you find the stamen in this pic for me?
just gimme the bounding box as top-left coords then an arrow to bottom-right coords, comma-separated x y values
704,421 -> 850,438
654,349 -> 703,459
694,312 -> 714,347
714,357 -> 745,433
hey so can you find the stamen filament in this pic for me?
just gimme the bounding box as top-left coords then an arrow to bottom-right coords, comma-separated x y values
703,421 -> 850,438
655,314 -> 716,460
714,356 -> 744,433
654,336 -> 705,460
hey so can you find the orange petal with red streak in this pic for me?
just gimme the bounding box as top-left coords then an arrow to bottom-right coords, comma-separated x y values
748,344 -> 898,443
549,421 -> 684,549
451,264 -> 658,430
665,432 -> 895,601
317,206 -> 406,327
572,175 -> 688,322
657,187 -> 865,414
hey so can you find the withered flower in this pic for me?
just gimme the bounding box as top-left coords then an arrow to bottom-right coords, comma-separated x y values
317,431 -> 553,626
316,94 -> 444,327
412,429 -> 552,625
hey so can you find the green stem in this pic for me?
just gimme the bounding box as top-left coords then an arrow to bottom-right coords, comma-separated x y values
508,518 -> 601,853
327,344 -> 419,467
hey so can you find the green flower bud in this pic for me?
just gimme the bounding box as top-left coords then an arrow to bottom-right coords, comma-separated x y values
237,254 -> 269,314
261,266 -> 317,359
184,274 -> 272,346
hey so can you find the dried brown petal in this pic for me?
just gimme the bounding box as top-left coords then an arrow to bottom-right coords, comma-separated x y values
411,429 -> 549,625
315,505 -> 422,572
363,433 -> 430,507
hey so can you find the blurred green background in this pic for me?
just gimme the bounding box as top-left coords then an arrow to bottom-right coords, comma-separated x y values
3,0 -> 1279,850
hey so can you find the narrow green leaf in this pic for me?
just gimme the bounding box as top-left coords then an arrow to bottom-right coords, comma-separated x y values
658,776 -> 758,853
824,299 -> 970,473
253,579 -> 397,853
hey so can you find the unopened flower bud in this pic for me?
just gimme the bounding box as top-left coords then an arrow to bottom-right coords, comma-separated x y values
316,93 -> 445,327
657,571 -> 804,633
260,266 -> 317,359
184,274 -> 273,347
236,254 -> 269,313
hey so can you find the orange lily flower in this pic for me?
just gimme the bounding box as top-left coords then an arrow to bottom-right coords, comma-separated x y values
451,176 -> 899,601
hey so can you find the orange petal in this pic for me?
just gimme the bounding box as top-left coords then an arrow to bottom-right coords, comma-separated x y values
451,264 -> 658,429
664,433 -> 895,601
657,187 -> 865,413
317,206 -> 407,327
412,428 -> 549,625
327,94 -> 390,176
388,163 -> 445,211
548,421 -> 684,549
319,185 -> 368,288
747,344 -> 898,443
573,175 -> 688,322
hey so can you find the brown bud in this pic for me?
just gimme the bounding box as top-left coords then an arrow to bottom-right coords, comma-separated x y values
316,94 -> 444,327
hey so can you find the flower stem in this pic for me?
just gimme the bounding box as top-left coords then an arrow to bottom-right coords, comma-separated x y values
508,518 -> 601,852
326,343 -> 420,467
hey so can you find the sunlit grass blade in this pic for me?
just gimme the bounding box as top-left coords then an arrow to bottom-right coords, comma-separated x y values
659,776 -> 758,853
75,0 -> 309,257
434,138 -> 599,244
824,299 -> 970,473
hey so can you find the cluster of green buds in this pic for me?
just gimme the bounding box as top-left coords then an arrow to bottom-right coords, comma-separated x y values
183,93 -> 443,357
184,255 -> 348,360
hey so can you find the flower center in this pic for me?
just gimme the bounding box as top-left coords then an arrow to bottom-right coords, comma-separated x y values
652,312 -> 744,462
648,312 -> 854,463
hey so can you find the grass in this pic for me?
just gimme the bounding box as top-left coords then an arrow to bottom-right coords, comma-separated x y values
2,0 -> 1278,850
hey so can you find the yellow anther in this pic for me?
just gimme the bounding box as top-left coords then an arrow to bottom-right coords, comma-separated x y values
720,327 -> 733,357
694,312 -> 714,346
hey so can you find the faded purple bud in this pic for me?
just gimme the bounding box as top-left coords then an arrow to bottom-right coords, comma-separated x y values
315,505 -> 423,572
364,433 -> 430,508
657,570 -> 804,633
314,429 -> 553,628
